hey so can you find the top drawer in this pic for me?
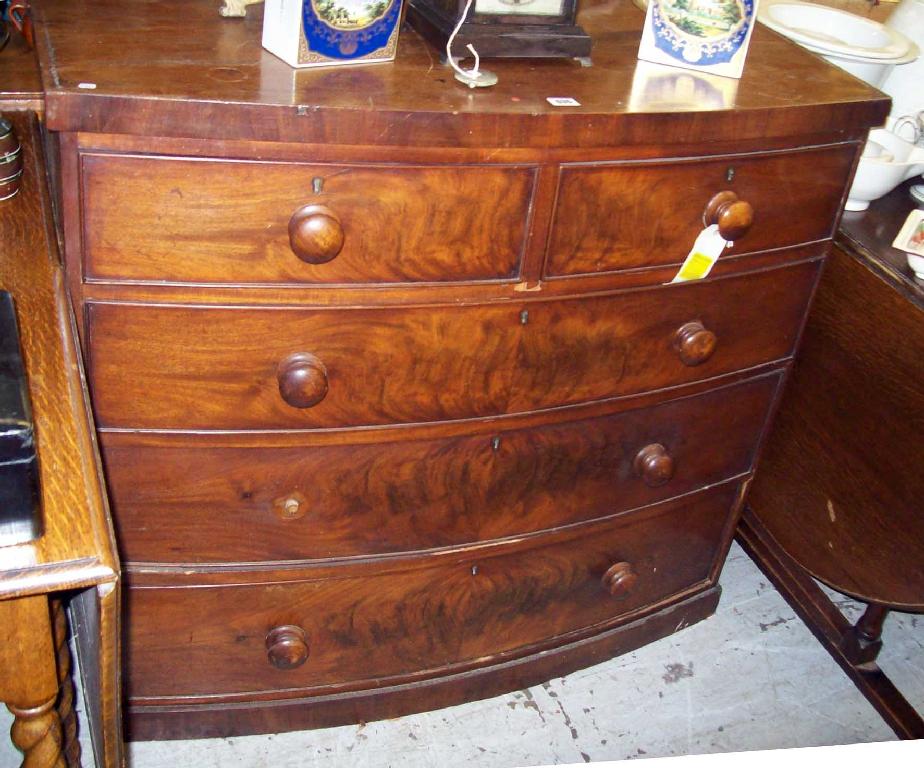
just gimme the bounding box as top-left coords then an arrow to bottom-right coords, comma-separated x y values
78,153 -> 536,285
546,144 -> 856,277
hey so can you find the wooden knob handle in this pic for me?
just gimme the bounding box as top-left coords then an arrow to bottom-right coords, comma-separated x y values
265,625 -> 309,670
288,203 -> 344,264
602,561 -> 638,598
703,190 -> 754,241
633,443 -> 674,487
277,352 -> 329,409
673,320 -> 717,366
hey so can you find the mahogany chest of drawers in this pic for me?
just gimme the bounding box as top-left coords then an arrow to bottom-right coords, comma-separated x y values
33,0 -> 889,741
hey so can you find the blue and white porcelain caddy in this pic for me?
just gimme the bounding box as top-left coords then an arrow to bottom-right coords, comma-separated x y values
263,0 -> 403,68
638,0 -> 758,79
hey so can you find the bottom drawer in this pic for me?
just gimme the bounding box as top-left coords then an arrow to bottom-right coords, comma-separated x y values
125,482 -> 738,702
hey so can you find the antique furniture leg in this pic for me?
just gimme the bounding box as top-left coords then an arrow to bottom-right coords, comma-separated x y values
52,599 -> 81,767
0,595 -> 67,767
737,507 -> 924,739
840,603 -> 889,670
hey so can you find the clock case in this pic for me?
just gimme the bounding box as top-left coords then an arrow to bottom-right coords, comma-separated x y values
406,0 -> 592,59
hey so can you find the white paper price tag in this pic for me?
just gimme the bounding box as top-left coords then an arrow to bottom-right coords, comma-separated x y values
670,225 -> 731,283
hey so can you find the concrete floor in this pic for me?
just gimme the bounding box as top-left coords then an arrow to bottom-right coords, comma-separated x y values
2,542 -> 922,767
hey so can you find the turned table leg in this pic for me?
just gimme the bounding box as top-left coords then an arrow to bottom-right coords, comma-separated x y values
840,603 -> 889,670
738,507 -> 924,739
0,595 -> 67,767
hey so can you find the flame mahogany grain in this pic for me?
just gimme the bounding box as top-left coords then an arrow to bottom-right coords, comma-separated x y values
79,154 -> 535,284
85,261 -> 819,431
546,146 -> 855,276
100,373 -> 780,564
123,484 -> 737,702
29,0 -> 888,742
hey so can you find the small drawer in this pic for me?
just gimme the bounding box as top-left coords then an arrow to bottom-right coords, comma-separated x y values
546,145 -> 855,277
123,483 -> 736,700
86,259 -> 818,430
102,373 -> 780,564
79,153 -> 535,284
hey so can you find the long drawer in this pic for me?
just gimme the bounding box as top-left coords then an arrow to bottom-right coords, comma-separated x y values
87,259 -> 819,430
78,153 -> 536,284
124,482 -> 737,701
546,144 -> 855,276
103,373 -> 780,564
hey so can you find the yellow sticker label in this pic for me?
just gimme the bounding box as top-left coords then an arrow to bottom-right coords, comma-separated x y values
674,252 -> 715,282
669,225 -> 729,284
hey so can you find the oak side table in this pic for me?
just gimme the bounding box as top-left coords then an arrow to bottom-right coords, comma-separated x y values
0,110 -> 122,767
741,179 -> 924,739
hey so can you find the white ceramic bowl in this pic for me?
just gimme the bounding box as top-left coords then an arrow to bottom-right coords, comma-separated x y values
758,1 -> 920,87
817,52 -> 897,87
846,129 -> 924,211
906,252 -> 924,280
759,1 -> 912,59
792,38 -> 920,87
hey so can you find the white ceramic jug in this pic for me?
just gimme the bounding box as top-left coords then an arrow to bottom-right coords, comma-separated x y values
846,128 -> 924,210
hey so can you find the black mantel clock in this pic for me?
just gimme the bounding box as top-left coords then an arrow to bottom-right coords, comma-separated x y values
406,0 -> 592,61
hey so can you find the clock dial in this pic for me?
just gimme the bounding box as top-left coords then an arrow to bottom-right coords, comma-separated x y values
474,0 -> 565,16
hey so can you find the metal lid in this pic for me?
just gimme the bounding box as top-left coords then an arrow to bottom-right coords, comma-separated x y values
0,145 -> 22,163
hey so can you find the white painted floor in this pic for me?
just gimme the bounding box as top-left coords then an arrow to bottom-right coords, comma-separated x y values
2,543 -> 922,767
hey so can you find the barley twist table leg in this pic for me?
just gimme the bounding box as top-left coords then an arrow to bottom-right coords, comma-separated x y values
51,599 -> 81,767
0,596 -> 67,768
8,697 -> 66,768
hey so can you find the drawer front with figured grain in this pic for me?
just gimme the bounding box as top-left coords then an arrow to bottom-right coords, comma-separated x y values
79,153 -> 536,284
86,259 -> 819,430
124,483 -> 736,700
103,372 -> 780,564
546,144 -> 855,277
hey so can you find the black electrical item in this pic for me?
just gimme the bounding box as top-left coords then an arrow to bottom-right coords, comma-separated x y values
0,290 -> 41,546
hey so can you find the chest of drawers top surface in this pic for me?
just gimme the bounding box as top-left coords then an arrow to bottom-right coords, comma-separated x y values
33,0 -> 887,149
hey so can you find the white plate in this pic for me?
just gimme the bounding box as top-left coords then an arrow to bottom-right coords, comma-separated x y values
759,0 -> 914,60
